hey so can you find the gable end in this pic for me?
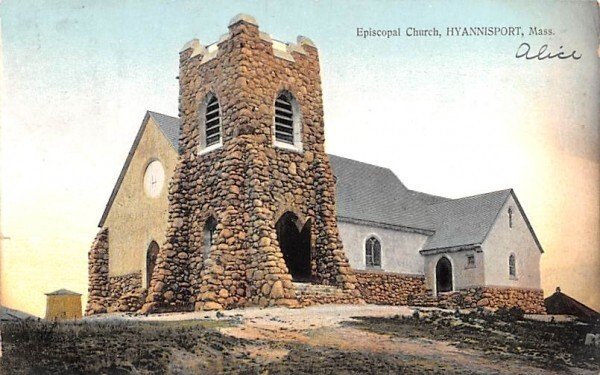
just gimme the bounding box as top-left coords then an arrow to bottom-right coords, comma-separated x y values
481,189 -> 544,253
98,112 -> 152,227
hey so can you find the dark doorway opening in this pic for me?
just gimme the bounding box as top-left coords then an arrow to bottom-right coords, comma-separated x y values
146,241 -> 159,288
275,212 -> 311,282
436,256 -> 453,294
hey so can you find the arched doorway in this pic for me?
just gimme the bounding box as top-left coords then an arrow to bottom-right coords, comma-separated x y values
146,241 -> 159,288
436,256 -> 453,294
275,212 -> 311,282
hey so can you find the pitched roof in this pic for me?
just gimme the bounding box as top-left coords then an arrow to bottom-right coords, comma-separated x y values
420,189 -> 512,251
329,155 -> 439,232
408,190 -> 450,206
545,288 -> 600,322
45,289 -> 81,296
149,111 -> 180,150
0,306 -> 37,320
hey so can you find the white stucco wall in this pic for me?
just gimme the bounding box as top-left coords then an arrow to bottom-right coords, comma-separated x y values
482,194 -> 542,289
422,250 -> 485,293
337,220 -> 428,274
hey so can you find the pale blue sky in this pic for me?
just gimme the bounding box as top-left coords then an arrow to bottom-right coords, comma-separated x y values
0,0 -> 598,315
2,0 -> 596,161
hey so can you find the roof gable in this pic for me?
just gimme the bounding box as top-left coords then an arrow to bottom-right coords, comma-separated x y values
505,190 -> 544,253
98,111 -> 179,227
149,111 -> 180,151
420,189 -> 512,252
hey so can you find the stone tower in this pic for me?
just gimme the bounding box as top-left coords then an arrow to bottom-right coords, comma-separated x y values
142,14 -> 361,313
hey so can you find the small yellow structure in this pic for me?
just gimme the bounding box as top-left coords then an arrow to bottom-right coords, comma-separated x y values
45,289 -> 82,320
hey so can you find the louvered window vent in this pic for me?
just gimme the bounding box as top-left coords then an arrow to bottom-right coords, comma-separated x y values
205,96 -> 221,147
275,94 -> 294,144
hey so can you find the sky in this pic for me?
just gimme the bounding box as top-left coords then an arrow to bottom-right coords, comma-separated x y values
0,0 -> 598,317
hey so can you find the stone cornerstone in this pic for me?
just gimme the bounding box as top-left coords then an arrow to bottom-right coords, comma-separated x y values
137,15 -> 361,313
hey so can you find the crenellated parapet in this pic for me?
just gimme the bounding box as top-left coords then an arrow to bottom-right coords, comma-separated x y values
179,14 -> 317,66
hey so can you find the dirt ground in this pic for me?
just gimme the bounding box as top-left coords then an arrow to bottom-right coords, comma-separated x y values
1,304 -> 598,374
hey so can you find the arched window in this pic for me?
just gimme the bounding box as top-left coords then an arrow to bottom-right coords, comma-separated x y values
203,216 -> 217,260
204,95 -> 221,147
365,236 -> 381,268
509,253 -> 516,278
274,91 -> 301,149
508,207 -> 513,228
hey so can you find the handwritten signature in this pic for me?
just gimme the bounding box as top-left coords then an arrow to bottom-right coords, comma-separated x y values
516,43 -> 581,60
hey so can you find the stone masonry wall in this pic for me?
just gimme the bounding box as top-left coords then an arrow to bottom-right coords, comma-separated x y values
412,286 -> 546,314
107,272 -> 146,313
353,270 -> 545,314
294,283 -> 364,307
354,271 -> 427,305
86,229 -> 110,315
142,16 -> 361,313
86,228 -> 147,314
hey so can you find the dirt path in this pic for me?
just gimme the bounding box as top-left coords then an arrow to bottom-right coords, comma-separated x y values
85,304 -> 597,374
214,305 -> 584,375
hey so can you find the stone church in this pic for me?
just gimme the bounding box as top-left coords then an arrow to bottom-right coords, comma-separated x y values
86,14 -> 546,315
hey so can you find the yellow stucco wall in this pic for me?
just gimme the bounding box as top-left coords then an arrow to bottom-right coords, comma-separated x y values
103,117 -> 178,286
45,295 -> 82,320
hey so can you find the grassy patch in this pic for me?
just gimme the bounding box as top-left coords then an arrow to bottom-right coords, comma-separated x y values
0,318 -> 249,374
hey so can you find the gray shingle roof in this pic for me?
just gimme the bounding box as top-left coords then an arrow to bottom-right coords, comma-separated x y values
149,111 -> 180,150
45,289 -> 82,296
421,189 -> 512,251
0,306 -> 37,320
329,155 -> 439,232
327,156 -> 527,251
106,112 -> 540,252
408,190 -> 450,206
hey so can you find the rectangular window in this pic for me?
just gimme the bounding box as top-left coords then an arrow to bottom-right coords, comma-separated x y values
466,254 -> 475,269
